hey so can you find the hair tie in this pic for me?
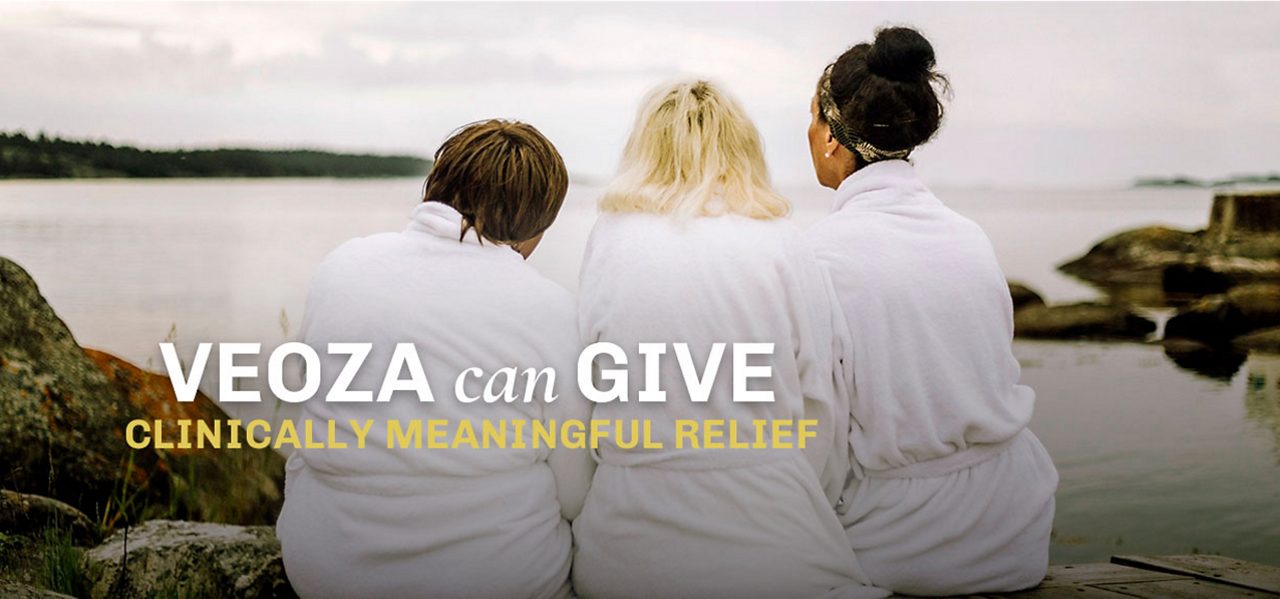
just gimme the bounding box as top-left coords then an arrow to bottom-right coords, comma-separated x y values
817,65 -> 913,163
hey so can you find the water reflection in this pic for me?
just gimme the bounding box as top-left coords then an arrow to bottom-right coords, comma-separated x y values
1245,353 -> 1280,463
1162,339 -> 1247,381
1076,280 -> 1253,381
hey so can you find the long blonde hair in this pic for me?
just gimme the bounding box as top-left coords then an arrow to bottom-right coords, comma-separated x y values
599,80 -> 790,219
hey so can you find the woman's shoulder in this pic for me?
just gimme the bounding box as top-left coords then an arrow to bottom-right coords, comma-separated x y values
592,211 -> 800,242
309,232 -> 406,281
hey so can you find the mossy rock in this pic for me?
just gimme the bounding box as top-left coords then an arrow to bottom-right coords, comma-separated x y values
0,256 -> 284,530
1014,303 -> 1156,340
80,520 -> 295,599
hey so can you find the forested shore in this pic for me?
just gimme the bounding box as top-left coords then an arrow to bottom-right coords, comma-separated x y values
0,132 -> 431,179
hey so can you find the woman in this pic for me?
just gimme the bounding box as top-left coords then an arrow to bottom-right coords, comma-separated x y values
573,80 -> 887,599
805,27 -> 1059,596
276,120 -> 594,599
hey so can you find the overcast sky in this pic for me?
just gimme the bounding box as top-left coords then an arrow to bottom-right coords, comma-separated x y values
1,2 -> 1277,187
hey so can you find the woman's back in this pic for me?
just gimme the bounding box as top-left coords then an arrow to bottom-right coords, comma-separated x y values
297,207 -> 582,480
807,160 -> 1035,471
277,120 -> 590,599
279,203 -> 588,599
574,211 -> 881,598
803,27 -> 1056,594
571,79 -> 885,599
579,213 -> 842,469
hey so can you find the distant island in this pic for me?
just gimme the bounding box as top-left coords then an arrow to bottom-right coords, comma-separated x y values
0,132 -> 431,179
1135,173 -> 1280,188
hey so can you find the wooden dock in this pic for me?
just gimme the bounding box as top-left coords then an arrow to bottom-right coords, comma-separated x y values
898,555 -> 1280,598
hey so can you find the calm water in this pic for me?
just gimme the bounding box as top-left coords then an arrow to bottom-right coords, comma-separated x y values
1,178 -> 1277,565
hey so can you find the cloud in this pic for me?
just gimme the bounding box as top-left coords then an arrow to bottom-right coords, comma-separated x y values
0,2 -> 1277,187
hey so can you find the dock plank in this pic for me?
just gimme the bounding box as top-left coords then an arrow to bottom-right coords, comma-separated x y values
1036,563 -> 1189,588
979,585 -> 1137,598
1113,555 -> 1280,595
890,556 -> 1280,598
1096,579 -> 1273,598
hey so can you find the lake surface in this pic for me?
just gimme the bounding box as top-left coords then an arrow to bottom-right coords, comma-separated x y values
1,178 -> 1277,566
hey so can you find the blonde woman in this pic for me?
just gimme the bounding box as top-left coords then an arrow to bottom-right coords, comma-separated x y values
572,81 -> 887,599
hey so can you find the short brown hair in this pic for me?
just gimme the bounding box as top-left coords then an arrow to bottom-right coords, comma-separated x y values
422,119 -> 569,244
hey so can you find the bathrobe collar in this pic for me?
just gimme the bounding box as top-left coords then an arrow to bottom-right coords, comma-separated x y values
831,159 -> 938,214
405,201 -> 522,260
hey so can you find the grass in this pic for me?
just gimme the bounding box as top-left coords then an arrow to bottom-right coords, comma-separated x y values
37,525 -> 85,597
97,451 -> 150,535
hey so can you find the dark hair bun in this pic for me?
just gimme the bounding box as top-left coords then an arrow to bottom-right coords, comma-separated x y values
867,27 -> 936,82
822,25 -> 949,158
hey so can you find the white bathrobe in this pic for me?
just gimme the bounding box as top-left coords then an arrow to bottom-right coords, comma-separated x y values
807,160 -> 1059,596
572,212 -> 888,599
276,202 -> 594,599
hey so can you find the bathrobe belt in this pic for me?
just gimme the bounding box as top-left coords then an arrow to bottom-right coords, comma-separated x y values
287,452 -> 548,497
859,432 -> 1019,480
592,445 -> 799,471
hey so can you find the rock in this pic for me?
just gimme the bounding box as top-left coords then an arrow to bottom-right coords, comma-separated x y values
1059,226 -> 1202,285
0,490 -> 98,546
0,256 -> 160,521
1013,303 -> 1157,340
0,256 -> 283,530
1225,283 -> 1280,324
1233,327 -> 1280,352
1162,263 -> 1232,295
0,583 -> 76,598
81,520 -> 295,599
85,349 -> 285,526
1164,295 -> 1245,343
1008,282 -> 1045,312
1165,283 -> 1280,343
1061,190 -> 1280,292
1208,190 -> 1280,241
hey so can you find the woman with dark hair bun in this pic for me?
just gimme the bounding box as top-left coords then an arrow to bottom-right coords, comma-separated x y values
805,27 -> 1060,595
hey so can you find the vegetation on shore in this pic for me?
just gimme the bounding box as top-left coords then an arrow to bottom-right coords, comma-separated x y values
1135,173 -> 1280,188
0,131 -> 431,179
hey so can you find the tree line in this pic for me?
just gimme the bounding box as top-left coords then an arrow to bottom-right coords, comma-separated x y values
0,132 -> 431,179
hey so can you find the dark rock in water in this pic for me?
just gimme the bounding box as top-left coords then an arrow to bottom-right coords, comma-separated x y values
80,519 -> 296,599
1059,226 -> 1202,285
1165,296 -> 1246,343
1162,338 -> 1247,381
1233,327 -> 1280,352
1208,190 -> 1280,240
1013,303 -> 1156,340
1061,190 -> 1280,293
0,256 -> 283,530
0,583 -> 75,598
1162,263 -> 1232,295
1225,283 -> 1280,323
1165,283 -> 1280,343
0,490 -> 98,546
1008,282 -> 1045,312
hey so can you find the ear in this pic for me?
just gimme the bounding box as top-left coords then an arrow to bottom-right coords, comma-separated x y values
824,130 -> 842,157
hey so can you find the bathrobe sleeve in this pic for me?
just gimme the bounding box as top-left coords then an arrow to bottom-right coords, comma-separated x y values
785,236 -> 853,509
544,366 -> 595,521
541,289 -> 596,522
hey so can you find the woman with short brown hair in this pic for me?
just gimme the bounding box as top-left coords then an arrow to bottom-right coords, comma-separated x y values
277,119 -> 593,599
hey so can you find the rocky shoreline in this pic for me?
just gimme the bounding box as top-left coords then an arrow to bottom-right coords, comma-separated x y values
0,256 -> 292,597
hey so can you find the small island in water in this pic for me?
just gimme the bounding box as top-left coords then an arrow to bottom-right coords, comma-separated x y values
0,132 -> 432,179
1135,173 -> 1280,188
